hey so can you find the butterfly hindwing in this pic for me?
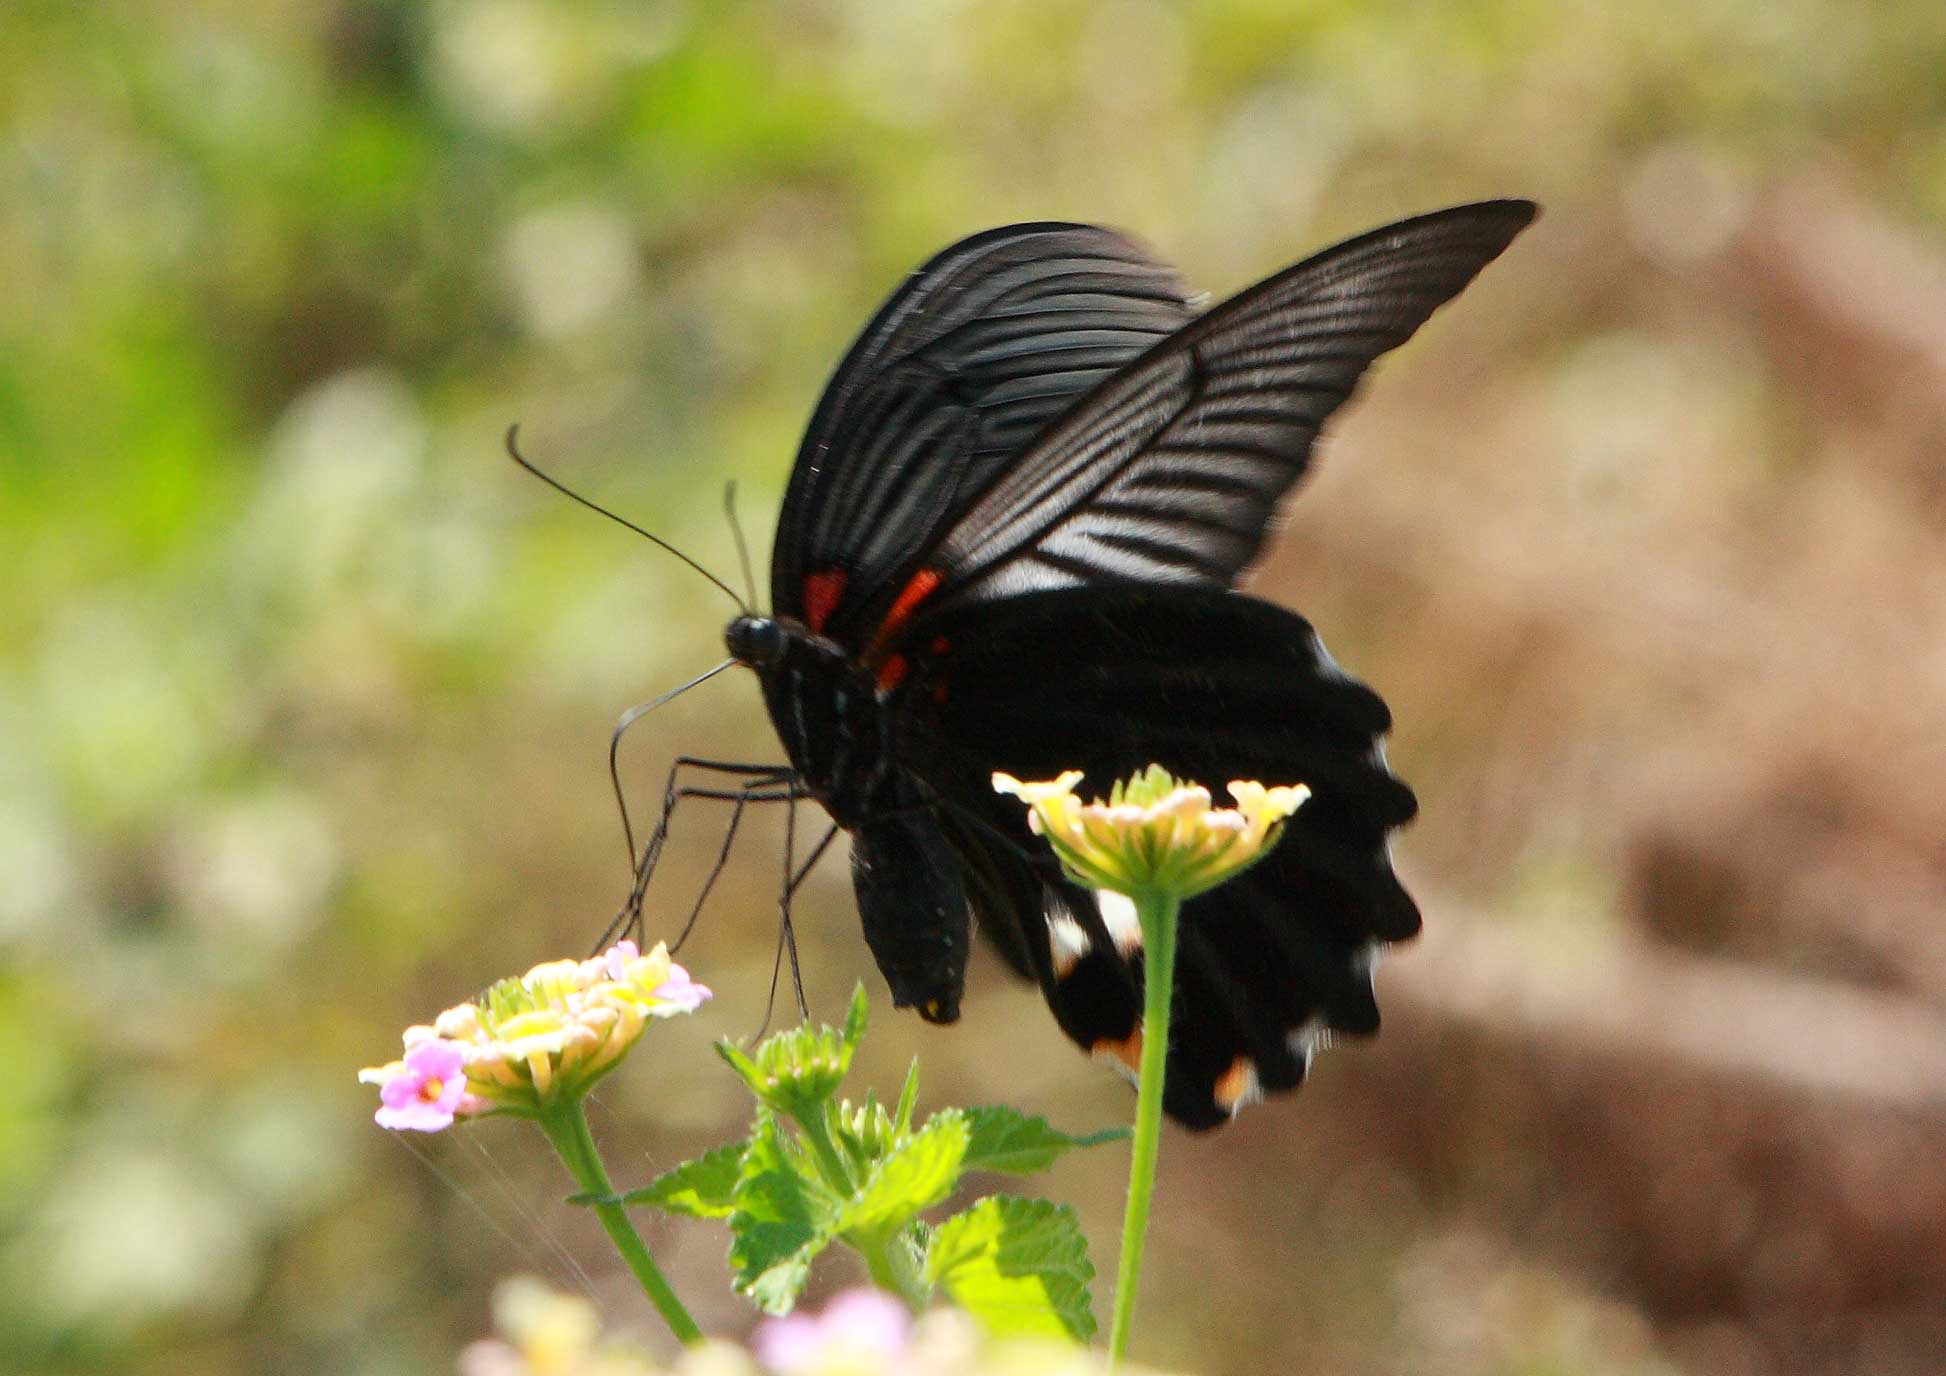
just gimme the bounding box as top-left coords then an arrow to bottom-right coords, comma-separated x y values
891,583 -> 1419,1127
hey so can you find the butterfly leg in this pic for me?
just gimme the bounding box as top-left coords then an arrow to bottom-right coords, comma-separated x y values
667,785 -> 756,955
601,756 -> 796,949
629,754 -> 795,872
660,771 -> 834,959
762,817 -> 843,1029
755,800 -> 839,1039
785,822 -> 842,903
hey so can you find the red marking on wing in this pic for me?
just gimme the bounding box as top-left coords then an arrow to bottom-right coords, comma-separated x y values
873,567 -> 943,648
925,636 -> 954,704
803,569 -> 848,634
875,653 -> 910,692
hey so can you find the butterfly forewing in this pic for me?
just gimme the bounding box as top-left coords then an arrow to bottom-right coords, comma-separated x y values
921,201 -> 1538,612
770,223 -> 1194,644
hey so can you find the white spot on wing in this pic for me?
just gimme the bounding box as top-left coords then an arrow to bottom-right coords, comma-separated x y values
1047,913 -> 1092,979
1286,1014 -> 1332,1073
1094,890 -> 1143,956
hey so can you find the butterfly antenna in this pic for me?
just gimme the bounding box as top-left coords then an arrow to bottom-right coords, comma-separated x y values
504,425 -> 748,612
723,481 -> 759,612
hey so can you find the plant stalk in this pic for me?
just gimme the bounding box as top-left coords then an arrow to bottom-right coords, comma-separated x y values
793,1107 -> 857,1197
1108,888 -> 1179,1366
857,1229 -> 930,1312
539,1101 -> 704,1347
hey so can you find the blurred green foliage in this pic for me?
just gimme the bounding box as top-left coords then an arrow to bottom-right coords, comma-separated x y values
4,3 -> 1944,1375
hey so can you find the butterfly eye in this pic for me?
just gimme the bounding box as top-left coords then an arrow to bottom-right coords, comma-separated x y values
725,615 -> 787,669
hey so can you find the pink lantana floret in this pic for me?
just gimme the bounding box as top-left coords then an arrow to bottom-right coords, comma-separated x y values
602,941 -> 714,1017
754,1288 -> 912,1375
603,938 -> 640,983
369,1037 -> 469,1132
649,962 -> 712,1014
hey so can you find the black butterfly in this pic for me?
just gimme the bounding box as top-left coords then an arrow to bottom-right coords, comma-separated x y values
717,202 -> 1536,1127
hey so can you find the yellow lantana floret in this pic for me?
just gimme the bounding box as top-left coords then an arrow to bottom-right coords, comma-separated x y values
992,765 -> 1308,901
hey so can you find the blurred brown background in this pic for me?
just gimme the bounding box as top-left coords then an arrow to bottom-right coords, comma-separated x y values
4,3 -> 1944,1374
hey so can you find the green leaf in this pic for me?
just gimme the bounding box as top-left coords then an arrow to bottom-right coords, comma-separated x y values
745,1249 -> 816,1316
727,1118 -> 840,1313
961,1107 -> 1127,1176
625,1141 -> 749,1218
926,1196 -> 1096,1342
842,1109 -> 969,1238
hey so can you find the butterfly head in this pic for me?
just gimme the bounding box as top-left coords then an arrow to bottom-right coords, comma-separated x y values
725,614 -> 788,670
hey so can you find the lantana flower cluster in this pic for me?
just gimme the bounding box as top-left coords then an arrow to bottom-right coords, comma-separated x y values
361,941 -> 711,1130
992,765 -> 1307,900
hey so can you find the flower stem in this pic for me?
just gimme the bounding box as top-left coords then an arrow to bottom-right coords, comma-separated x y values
1108,889 -> 1180,1366
539,1101 -> 704,1347
857,1229 -> 930,1312
793,1107 -> 856,1198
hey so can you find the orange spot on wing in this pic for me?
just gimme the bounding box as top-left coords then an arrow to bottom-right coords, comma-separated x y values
803,569 -> 847,634
1213,1057 -> 1261,1114
874,653 -> 909,692
1091,1026 -> 1144,1079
